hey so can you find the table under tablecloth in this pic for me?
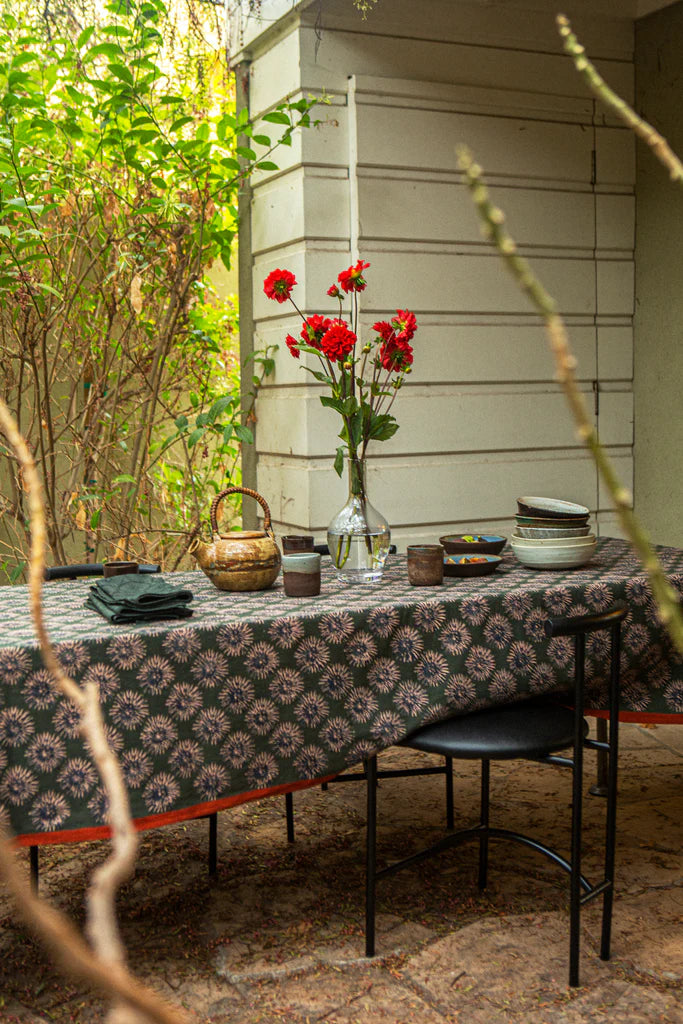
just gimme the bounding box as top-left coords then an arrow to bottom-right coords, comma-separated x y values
1,537 -> 681,845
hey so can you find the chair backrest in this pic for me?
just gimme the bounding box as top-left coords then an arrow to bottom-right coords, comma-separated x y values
545,601 -> 627,709
44,563 -> 161,580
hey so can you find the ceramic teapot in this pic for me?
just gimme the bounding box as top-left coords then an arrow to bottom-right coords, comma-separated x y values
194,486 -> 281,592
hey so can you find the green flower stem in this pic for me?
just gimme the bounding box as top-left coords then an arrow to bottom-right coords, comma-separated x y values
557,14 -> 683,186
457,146 -> 683,654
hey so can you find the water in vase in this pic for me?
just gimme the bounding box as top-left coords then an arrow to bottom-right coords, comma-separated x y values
327,527 -> 391,584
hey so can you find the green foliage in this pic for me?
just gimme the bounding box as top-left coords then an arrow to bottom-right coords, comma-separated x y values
0,0 -> 315,575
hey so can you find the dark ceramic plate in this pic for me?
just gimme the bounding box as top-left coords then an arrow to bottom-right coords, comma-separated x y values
440,533 -> 506,555
444,554 -> 501,578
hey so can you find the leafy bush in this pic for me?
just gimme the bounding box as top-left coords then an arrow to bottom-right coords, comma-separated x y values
0,0 -> 311,578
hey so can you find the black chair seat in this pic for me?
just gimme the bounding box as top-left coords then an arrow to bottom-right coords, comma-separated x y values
401,698 -> 586,761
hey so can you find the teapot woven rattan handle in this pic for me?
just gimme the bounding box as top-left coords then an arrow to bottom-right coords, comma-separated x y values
210,486 -> 273,535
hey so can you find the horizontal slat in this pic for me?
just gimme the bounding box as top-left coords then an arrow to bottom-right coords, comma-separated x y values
358,178 -> 596,250
258,319 -> 600,386
297,0 -> 635,61
255,386 -> 608,457
258,447 -> 600,530
251,169 -> 349,255
356,105 -> 595,182
300,28 -> 634,104
253,249 -> 599,320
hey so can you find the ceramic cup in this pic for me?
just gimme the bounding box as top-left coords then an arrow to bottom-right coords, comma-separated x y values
407,544 -> 444,586
103,560 -> 139,578
281,535 -> 315,553
282,551 -> 321,597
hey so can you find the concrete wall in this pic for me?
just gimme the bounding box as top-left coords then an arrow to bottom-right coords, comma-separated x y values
236,0 -> 636,546
634,1 -> 683,546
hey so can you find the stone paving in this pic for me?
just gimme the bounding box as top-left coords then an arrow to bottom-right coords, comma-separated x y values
0,722 -> 681,1023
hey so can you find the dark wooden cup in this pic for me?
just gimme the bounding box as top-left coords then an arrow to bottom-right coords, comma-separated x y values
282,535 -> 315,553
103,560 -> 139,578
407,544 -> 444,586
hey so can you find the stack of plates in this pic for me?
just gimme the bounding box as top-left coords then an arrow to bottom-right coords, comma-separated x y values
511,496 -> 596,569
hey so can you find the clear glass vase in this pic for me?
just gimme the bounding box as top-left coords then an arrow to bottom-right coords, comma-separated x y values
327,455 -> 391,584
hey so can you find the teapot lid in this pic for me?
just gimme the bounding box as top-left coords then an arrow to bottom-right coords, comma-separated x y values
215,529 -> 268,540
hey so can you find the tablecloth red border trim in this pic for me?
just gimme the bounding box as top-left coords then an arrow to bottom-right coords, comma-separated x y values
13,773 -> 338,848
585,710 -> 681,723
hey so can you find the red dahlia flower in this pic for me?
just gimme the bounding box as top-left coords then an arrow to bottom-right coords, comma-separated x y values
300,314 -> 332,350
263,268 -> 297,303
285,334 -> 300,359
372,320 -> 394,342
391,309 -> 417,341
327,284 -> 341,298
380,338 -> 414,371
320,321 -> 357,362
338,259 -> 371,293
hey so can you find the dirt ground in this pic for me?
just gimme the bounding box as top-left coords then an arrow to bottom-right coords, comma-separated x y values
1,721 -> 681,1024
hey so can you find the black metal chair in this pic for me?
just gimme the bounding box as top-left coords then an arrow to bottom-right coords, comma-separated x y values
364,602 -> 627,987
44,562 -> 160,580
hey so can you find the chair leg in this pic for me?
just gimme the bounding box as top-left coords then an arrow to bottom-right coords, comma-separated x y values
208,812 -> 217,876
445,756 -> 454,830
285,791 -> 295,843
569,635 -> 586,987
365,755 -> 378,957
590,718 -> 609,797
29,845 -> 39,893
601,631 -> 621,961
478,760 -> 490,890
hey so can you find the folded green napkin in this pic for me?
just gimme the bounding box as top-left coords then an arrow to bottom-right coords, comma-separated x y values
85,574 -> 194,624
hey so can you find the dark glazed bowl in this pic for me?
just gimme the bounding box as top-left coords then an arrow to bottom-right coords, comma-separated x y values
439,534 -> 506,556
444,554 -> 501,578
516,496 -> 590,520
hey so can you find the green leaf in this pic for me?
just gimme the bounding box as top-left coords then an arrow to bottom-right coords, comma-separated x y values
262,111 -> 291,125
90,509 -> 101,529
83,42 -> 125,61
320,395 -> 344,414
308,369 -> 334,386
9,561 -> 26,584
108,63 -> 135,86
174,414 -> 188,430
256,161 -> 279,171
334,446 -> 345,477
208,395 -> 233,422
196,411 -> 209,427
234,423 -> 253,444
170,115 -> 193,133
112,474 -> 136,485
187,428 -> 204,448
77,26 -> 95,49
368,413 -> 399,442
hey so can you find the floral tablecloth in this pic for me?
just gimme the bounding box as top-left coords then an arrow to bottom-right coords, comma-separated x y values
1,537 -> 682,844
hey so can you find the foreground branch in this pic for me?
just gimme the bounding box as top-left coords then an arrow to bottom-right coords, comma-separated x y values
557,13 -> 683,185
0,397 -> 187,1024
456,150 -> 683,654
